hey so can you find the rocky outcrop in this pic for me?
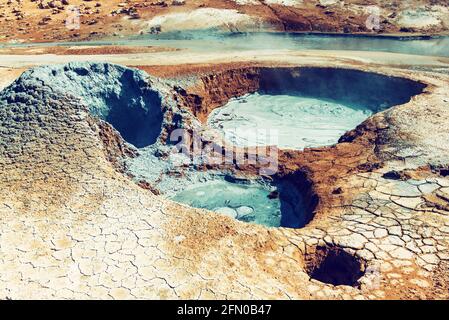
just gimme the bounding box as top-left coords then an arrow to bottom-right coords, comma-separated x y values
174,67 -> 260,123
15,62 -> 167,148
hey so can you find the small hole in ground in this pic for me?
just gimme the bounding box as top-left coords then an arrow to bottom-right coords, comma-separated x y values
306,245 -> 366,287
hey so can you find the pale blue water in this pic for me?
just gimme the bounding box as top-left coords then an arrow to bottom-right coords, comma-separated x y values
172,180 -> 282,227
208,93 -> 373,150
171,177 -> 311,228
1,32 -> 448,57
137,32 -> 449,57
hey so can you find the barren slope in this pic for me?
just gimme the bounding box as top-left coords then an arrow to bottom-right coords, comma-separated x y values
0,0 -> 447,43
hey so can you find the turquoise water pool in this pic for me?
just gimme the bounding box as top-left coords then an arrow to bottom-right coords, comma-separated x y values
171,180 -> 282,227
171,177 -> 310,228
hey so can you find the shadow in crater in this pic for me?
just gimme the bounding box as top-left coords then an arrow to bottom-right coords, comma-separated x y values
274,171 -> 318,229
306,245 -> 367,287
259,67 -> 427,113
103,69 -> 163,148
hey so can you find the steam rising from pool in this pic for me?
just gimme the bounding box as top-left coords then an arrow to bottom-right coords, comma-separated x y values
208,93 -> 373,150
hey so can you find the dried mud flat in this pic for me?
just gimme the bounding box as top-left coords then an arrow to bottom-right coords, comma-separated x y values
0,44 -> 448,300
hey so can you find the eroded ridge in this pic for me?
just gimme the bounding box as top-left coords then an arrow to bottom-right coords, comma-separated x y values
13,62 -> 166,147
0,62 -> 448,299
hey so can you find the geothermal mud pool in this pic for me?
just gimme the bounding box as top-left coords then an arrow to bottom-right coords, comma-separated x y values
204,67 -> 427,151
208,93 -> 374,150
3,63 -> 427,231
171,179 -> 282,227
170,176 -> 310,228
125,65 -> 426,230
21,63 -> 424,230
1,57 -> 448,299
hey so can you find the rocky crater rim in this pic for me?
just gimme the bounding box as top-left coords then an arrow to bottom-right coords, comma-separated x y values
174,66 -> 428,124
7,62 -> 166,149
6,63 -> 427,153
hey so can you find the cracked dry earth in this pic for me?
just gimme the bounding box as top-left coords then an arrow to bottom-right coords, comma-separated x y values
0,61 -> 449,300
